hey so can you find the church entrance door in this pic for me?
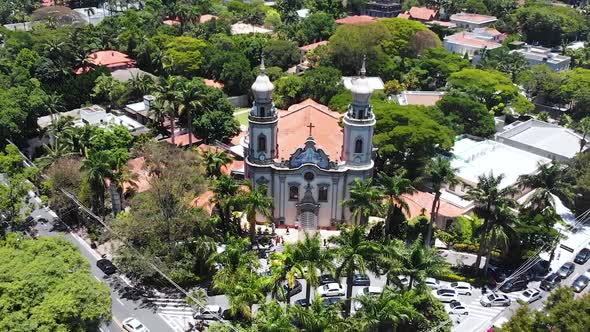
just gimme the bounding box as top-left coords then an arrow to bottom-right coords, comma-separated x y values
299,211 -> 317,230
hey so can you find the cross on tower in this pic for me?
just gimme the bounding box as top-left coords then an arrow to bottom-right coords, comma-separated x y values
307,122 -> 315,137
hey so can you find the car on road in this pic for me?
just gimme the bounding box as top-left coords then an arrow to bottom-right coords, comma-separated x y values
425,277 -> 440,289
480,293 -> 511,307
96,259 -> 117,275
352,273 -> 371,286
432,289 -> 458,303
572,275 -> 590,293
518,288 -> 542,303
450,281 -> 473,295
557,262 -> 576,279
317,283 -> 345,297
194,305 -> 222,320
540,273 -> 563,291
574,248 -> 590,264
122,317 -> 149,332
319,274 -> 337,285
283,280 -> 303,297
447,300 -> 468,316
294,299 -> 310,307
499,278 -> 528,293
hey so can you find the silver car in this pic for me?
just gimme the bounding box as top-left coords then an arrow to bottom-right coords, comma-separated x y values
480,293 -> 511,307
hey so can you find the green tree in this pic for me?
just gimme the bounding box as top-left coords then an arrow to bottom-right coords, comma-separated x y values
409,48 -> 471,90
293,232 -> 334,303
377,171 -> 415,238
378,18 -> 431,57
298,12 -> 336,44
154,76 -> 180,145
236,183 -> 274,245
517,162 -> 574,211
162,36 -> 207,76
273,74 -> 304,109
251,301 -> 297,331
210,175 -> 242,236
342,178 -> 384,226
436,92 -> 496,137
356,287 -> 424,331
80,151 -> 112,216
447,68 -> 519,112
329,225 -> 380,317
201,149 -> 232,179
422,157 -> 458,246
579,117 -> 590,152
302,66 -> 344,105
91,74 -> 128,110
288,295 -> 344,331
478,47 -> 528,82
560,68 -> 590,116
0,175 -> 32,235
263,39 -> 301,70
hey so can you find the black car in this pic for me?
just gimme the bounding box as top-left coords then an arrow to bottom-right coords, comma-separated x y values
352,274 -> 371,286
499,278 -> 528,293
540,273 -> 563,291
572,275 -> 590,293
574,248 -> 590,264
96,259 -> 117,275
487,265 -> 508,284
525,260 -> 551,281
283,280 -> 303,297
294,299 -> 310,307
557,262 -> 576,279
319,274 -> 337,285
323,297 -> 342,306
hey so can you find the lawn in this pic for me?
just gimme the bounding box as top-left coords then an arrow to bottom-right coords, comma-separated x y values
234,109 -> 249,126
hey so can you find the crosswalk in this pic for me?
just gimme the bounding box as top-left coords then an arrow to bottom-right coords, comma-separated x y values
451,291 -> 523,321
148,297 -> 197,332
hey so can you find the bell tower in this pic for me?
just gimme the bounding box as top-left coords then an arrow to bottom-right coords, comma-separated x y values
247,58 -> 278,163
342,57 -> 376,166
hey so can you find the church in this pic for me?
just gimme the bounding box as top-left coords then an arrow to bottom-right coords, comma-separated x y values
241,60 -> 376,230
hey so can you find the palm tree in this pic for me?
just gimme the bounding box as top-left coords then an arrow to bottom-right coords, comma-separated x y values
109,162 -> 138,215
293,232 -> 334,304
154,76 -> 180,144
517,162 -> 574,211
379,237 -> 451,290
36,139 -> 75,170
377,171 -> 415,238
342,178 -> 384,226
288,295 -> 343,332
217,268 -> 266,321
201,149 -> 232,179
356,287 -> 424,332
210,236 -> 259,285
210,175 -> 241,235
464,172 -> 518,271
579,117 -> 590,152
43,93 -> 64,124
235,183 -> 274,245
268,244 -> 301,304
480,206 -> 513,275
178,79 -> 207,148
422,157 -> 458,247
127,73 -> 156,100
329,225 -> 380,317
80,151 -> 112,216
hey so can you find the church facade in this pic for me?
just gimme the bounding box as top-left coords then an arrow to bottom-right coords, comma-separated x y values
242,61 -> 376,229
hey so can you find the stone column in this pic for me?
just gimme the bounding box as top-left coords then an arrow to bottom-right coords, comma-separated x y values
279,175 -> 286,224
331,176 -> 339,225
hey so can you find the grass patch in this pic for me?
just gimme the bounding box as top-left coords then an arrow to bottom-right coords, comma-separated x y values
234,111 -> 249,126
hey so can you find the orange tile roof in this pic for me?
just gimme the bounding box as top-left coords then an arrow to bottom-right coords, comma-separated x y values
165,133 -> 201,147
88,50 -> 135,68
191,190 -> 216,214
398,12 -> 411,19
277,99 -> 343,162
163,19 -> 181,25
335,15 -> 376,25
204,79 -> 224,89
126,157 -> 151,193
299,41 -> 328,52
408,7 -> 437,21
230,131 -> 247,146
221,159 -> 245,175
199,14 -> 218,23
402,191 -> 466,220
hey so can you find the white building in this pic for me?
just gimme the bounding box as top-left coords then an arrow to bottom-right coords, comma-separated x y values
394,91 -> 445,106
510,46 -> 571,72
243,60 -> 375,229
444,31 -> 502,58
449,12 -> 497,29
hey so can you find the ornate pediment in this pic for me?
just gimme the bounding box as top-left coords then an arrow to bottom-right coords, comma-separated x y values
289,138 -> 330,169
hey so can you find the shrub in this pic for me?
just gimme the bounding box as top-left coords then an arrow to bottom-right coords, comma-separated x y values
452,243 -> 480,254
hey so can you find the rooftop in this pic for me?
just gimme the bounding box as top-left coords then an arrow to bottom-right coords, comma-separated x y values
110,68 -> 154,82
511,46 -> 570,65
450,12 -> 497,24
426,20 -> 457,28
199,14 -> 218,23
405,7 -> 437,21
277,99 -> 343,162
450,136 -> 550,189
403,190 -> 466,220
395,91 -> 445,106
335,15 -> 377,25
74,50 -> 136,74
444,32 -> 502,49
299,41 -> 328,52
165,133 -> 201,147
231,23 -> 273,35
203,79 -> 224,89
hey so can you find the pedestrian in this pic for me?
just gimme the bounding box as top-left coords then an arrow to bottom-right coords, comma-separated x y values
324,238 -> 327,247
281,236 -> 284,244
482,285 -> 487,294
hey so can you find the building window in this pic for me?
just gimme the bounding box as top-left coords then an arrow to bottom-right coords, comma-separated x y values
354,139 -> 363,154
260,107 -> 265,117
289,185 -> 299,200
258,134 -> 266,152
318,186 -> 328,202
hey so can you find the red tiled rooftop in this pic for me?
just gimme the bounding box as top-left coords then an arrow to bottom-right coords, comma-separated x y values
277,99 -> 343,161
199,14 -> 218,23
163,19 -> 181,25
398,12 -> 411,19
126,157 -> 151,193
335,15 -> 376,25
402,191 -> 465,220
404,93 -> 445,106
204,79 -> 224,89
221,159 -> 244,175
88,50 -> 135,68
445,32 -> 502,49
231,131 -> 247,146
408,7 -> 437,21
191,190 -> 216,214
165,133 -> 201,147
299,41 -> 328,52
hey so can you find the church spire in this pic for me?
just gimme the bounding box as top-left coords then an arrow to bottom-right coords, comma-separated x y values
360,55 -> 366,78
260,54 -> 266,74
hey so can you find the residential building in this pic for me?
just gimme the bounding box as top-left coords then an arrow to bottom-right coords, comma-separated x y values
74,50 -> 136,74
362,0 -> 402,18
243,60 -> 375,229
450,12 -> 497,29
335,15 -> 377,25
398,7 -> 437,21
403,190 -> 469,230
230,23 -> 273,35
510,46 -> 571,72
394,91 -> 445,106
443,31 -> 502,58
124,95 -> 156,124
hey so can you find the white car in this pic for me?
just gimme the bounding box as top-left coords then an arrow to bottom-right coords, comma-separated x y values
425,277 -> 440,289
518,288 -> 542,304
432,288 -> 458,303
397,275 -> 410,287
480,293 -> 511,307
447,300 -> 468,316
449,281 -> 473,295
353,286 -> 383,310
317,282 -> 345,297
122,318 -> 149,332
194,305 -> 222,320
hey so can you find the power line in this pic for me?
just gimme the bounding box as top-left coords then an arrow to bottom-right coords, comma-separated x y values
6,139 -> 237,331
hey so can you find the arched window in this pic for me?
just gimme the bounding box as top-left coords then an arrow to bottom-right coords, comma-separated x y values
354,138 -> 363,154
258,134 -> 267,152
289,185 -> 299,200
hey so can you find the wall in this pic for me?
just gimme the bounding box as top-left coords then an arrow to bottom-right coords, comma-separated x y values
228,95 -> 249,108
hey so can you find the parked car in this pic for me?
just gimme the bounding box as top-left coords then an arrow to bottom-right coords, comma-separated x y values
499,278 -> 528,293
518,288 -> 542,304
572,275 -> 590,293
294,299 -> 310,307
574,248 -> 590,264
122,318 -> 149,332
323,297 -> 342,306
447,300 -> 468,316
397,275 -> 410,288
355,286 -> 383,297
96,259 -> 117,275
525,259 -> 551,281
425,277 -> 440,289
283,280 -> 303,297
194,305 -> 222,320
557,262 -> 576,279
486,265 -> 508,283
317,283 -> 345,297
450,281 -> 473,295
540,273 -> 563,291
352,274 -> 371,286
319,274 -> 337,285
480,293 -> 511,307
432,289 -> 458,303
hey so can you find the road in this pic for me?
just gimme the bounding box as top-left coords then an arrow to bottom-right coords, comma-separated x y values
32,208 -> 176,332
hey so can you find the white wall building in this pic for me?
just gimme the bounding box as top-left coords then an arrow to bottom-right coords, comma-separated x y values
444,31 -> 502,58
510,46 -> 571,72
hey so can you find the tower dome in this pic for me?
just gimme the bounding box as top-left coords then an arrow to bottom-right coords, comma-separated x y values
251,58 -> 274,103
350,57 -> 373,105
